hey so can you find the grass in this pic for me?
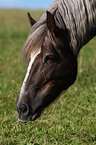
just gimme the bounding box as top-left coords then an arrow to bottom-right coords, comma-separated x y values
0,9 -> 96,145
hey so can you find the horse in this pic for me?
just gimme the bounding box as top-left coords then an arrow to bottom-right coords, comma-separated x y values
16,0 -> 96,122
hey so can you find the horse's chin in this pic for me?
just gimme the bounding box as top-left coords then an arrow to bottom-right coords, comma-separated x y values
31,112 -> 41,121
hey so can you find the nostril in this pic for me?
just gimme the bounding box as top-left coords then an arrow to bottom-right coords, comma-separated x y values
22,104 -> 28,113
21,104 -> 29,115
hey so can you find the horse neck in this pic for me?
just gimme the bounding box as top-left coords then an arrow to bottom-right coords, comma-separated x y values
53,0 -> 96,57
73,0 -> 96,56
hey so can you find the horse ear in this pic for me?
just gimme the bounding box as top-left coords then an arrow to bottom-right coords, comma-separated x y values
27,12 -> 36,26
46,11 -> 56,35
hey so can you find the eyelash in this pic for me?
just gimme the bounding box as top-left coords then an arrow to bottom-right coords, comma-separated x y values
44,55 -> 56,64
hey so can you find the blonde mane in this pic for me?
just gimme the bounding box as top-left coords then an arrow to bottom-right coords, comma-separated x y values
22,0 -> 59,63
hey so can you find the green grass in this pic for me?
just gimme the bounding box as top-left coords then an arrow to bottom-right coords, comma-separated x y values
0,9 -> 96,145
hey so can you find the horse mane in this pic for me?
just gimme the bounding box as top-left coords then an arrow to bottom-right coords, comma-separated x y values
22,0 -> 59,63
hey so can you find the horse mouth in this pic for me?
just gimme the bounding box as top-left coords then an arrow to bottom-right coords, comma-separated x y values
18,118 -> 30,123
18,111 -> 41,123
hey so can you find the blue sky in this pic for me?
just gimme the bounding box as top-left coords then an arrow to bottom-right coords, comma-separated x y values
0,0 -> 54,9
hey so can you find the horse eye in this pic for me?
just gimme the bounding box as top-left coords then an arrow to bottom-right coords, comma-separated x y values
44,55 -> 56,64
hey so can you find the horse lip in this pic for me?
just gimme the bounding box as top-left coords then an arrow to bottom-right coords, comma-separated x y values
18,110 -> 41,122
18,117 -> 30,123
18,112 -> 41,122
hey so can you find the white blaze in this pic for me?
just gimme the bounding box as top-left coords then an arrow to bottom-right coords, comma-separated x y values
19,50 -> 41,101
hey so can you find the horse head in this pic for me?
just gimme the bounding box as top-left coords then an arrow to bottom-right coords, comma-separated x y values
16,11 -> 77,122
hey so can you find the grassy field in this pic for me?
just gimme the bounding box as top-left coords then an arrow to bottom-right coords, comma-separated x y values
0,9 -> 96,145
